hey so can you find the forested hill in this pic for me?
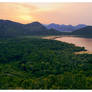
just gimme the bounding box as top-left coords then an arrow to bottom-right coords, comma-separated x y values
0,19 -> 26,37
72,26 -> 92,37
0,19 -> 62,37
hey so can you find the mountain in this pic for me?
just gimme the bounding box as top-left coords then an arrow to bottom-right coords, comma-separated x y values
25,22 -> 62,35
75,24 -> 87,29
72,26 -> 92,37
0,19 -> 27,37
44,23 -> 87,32
0,19 -> 62,37
25,22 -> 47,31
0,19 -> 90,38
25,22 -> 54,35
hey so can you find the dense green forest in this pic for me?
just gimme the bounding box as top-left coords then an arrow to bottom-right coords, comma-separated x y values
0,37 -> 92,89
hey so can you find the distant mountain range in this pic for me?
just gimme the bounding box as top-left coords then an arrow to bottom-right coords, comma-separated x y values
0,19 -> 92,38
44,23 -> 87,32
0,19 -> 61,37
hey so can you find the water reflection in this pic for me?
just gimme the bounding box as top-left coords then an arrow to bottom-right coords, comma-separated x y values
55,36 -> 92,53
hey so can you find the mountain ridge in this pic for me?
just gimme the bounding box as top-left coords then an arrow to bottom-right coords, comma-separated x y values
0,19 -> 62,37
0,19 -> 91,38
44,23 -> 87,32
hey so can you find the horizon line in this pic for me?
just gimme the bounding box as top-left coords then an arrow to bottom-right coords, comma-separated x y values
0,19 -> 90,26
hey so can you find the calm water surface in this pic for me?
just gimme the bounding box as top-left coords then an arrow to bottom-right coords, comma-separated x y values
55,36 -> 92,53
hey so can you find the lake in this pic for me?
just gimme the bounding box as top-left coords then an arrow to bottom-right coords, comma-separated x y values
55,36 -> 92,53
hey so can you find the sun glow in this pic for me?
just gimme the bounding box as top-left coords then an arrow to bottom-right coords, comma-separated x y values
19,15 -> 33,20
0,3 -> 92,25
16,15 -> 35,23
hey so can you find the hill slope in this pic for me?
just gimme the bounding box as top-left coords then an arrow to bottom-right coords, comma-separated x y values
0,19 -> 27,37
72,26 -> 92,37
0,20 -> 62,37
24,22 -> 62,35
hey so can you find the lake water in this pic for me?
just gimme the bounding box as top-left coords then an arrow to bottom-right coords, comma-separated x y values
55,36 -> 92,53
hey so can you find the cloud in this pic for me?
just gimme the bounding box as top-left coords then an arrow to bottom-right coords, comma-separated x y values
0,3 -> 92,25
0,3 -> 38,23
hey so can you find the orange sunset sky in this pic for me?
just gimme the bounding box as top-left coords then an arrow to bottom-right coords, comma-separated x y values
0,3 -> 92,25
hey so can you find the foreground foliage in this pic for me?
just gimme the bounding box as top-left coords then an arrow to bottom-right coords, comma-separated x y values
0,37 -> 92,89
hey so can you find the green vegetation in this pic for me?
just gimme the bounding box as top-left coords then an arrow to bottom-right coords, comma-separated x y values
71,26 -> 92,38
0,37 -> 92,89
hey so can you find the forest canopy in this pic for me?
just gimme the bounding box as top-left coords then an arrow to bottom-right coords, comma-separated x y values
0,37 -> 92,89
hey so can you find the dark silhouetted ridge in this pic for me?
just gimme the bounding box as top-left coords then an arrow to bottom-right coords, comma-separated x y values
0,19 -> 62,37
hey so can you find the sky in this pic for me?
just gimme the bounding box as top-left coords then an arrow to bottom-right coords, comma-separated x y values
0,3 -> 92,25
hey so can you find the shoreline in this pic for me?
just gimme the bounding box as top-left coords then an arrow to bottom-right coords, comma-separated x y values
42,36 -> 92,54
42,36 -> 61,40
75,51 -> 92,54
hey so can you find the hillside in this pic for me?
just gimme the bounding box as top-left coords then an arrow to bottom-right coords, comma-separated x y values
0,20 -> 62,37
24,22 -> 62,35
72,26 -> 92,37
0,19 -> 27,37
